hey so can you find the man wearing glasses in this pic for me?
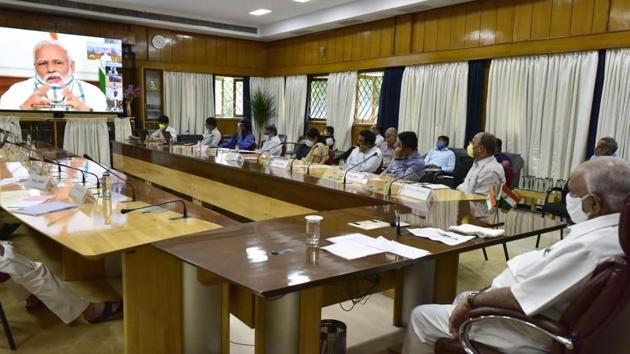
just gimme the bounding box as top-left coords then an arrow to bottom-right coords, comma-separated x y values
0,40 -> 107,111
457,132 -> 506,195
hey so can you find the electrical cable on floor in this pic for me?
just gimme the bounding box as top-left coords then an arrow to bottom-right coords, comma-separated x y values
339,275 -> 379,312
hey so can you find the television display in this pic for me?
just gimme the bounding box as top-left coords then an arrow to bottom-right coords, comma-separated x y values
0,27 -> 123,113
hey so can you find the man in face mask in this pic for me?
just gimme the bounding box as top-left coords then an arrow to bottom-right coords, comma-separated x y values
424,135 -> 456,173
258,125 -> 282,156
403,158 -> 630,354
150,115 -> 178,143
457,132 -> 505,195
0,40 -> 107,111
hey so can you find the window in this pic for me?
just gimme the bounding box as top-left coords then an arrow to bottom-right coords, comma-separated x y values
308,76 -> 328,120
354,71 -> 383,124
215,76 -> 244,118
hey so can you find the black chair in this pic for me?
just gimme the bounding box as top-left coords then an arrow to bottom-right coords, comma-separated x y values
0,273 -> 16,351
434,148 -> 473,188
538,181 -> 571,247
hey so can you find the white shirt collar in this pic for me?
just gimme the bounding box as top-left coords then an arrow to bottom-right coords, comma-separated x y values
474,155 -> 496,167
566,213 -> 620,241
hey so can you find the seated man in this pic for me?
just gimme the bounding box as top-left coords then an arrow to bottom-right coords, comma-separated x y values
345,130 -> 383,173
150,115 -> 178,142
381,131 -> 425,182
379,127 -> 399,168
370,124 -> 385,146
457,132 -> 506,195
403,158 -> 630,354
201,117 -> 221,147
0,241 -> 122,324
424,135 -> 456,174
495,138 -> 514,187
220,120 -> 256,150
590,136 -> 620,160
258,125 -> 283,156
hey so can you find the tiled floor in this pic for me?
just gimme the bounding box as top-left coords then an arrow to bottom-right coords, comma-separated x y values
0,211 -> 562,353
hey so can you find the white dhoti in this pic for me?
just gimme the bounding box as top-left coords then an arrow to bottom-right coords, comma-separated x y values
402,292 -> 553,354
0,241 -> 89,324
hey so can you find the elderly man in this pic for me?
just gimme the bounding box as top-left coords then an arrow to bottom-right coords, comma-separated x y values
381,131 -> 425,182
370,124 -> 385,146
0,40 -> 107,111
379,127 -> 399,167
403,158 -> 630,354
457,132 -> 505,195
258,125 -> 283,156
345,130 -> 383,173
590,137 -> 620,160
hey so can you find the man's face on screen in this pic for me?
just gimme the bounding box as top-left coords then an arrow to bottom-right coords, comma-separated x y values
34,45 -> 74,85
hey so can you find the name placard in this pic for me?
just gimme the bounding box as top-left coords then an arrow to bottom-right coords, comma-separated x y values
400,183 -> 433,201
26,175 -> 54,191
224,151 -> 242,162
346,171 -> 369,185
269,158 -> 292,170
69,184 -> 96,204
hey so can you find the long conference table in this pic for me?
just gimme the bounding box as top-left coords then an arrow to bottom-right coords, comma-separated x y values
109,141 -> 566,354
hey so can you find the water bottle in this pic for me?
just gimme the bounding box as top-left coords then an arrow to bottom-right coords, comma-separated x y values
102,172 -> 112,200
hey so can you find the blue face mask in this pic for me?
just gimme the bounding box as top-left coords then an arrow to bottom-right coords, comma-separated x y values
436,141 -> 446,149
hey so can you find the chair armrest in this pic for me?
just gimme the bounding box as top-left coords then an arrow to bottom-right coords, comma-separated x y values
458,307 -> 574,354
544,187 -> 563,205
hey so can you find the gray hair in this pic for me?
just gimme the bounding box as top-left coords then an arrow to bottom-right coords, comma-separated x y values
385,127 -> 397,135
598,137 -> 618,156
32,40 -> 73,64
581,158 -> 630,211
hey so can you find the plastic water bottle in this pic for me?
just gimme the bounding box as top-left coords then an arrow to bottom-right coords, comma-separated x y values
102,172 -> 111,200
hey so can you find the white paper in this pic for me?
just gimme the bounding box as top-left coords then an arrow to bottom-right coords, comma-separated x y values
345,171 -> 369,184
347,219 -> 391,230
12,201 -> 78,216
407,227 -> 476,246
421,184 -> 451,190
448,224 -> 505,238
0,177 -> 26,186
327,233 -> 378,244
4,199 -> 49,209
321,242 -> 385,260
373,236 -> 431,259
400,184 -> 433,201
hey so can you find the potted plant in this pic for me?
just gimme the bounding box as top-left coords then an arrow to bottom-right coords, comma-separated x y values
250,89 -> 276,142
123,84 -> 141,117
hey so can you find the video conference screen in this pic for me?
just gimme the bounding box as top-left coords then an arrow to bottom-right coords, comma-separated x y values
0,26 -> 123,113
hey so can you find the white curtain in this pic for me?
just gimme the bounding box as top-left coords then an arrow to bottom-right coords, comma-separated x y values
0,116 -> 22,143
63,118 -> 110,166
114,117 -> 133,142
250,77 -> 285,140
486,51 -> 598,179
283,75 -> 308,143
163,71 -> 214,135
326,71 -> 357,150
398,63 -> 468,155
597,48 -> 630,160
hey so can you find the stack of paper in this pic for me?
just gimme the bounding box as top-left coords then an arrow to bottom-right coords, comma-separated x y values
322,233 -> 430,260
12,201 -> 77,216
0,177 -> 27,186
4,195 -> 55,209
348,219 -> 410,230
448,224 -> 505,238
407,227 -> 476,246
421,184 -> 451,190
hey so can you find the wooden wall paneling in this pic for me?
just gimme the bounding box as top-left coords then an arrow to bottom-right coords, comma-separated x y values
334,32 -> 345,63
351,28 -> 363,60
343,28 -> 353,61
226,39 -> 238,68
171,34 -> 185,63
592,0 -> 611,32
394,15 -> 413,55
215,38 -> 228,66
360,27 -> 371,59
206,37 -> 217,66
513,0 -> 534,42
5,12 -> 55,32
450,5 -> 468,49
531,0 -> 553,39
479,1 -> 498,45
495,0 -> 516,43
237,40 -> 248,68
464,2 -> 482,47
304,37 -> 315,65
321,33 -> 331,64
368,26 -> 381,58
424,11 -> 440,51
608,0 -> 630,31
411,13 -> 426,53
379,19 -> 395,57
131,26 -> 148,61
549,0 -> 574,37
193,35 -> 206,65
436,8 -> 453,51
571,0 -> 596,35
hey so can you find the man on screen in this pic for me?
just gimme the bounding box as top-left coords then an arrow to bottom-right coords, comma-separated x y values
0,40 -> 107,111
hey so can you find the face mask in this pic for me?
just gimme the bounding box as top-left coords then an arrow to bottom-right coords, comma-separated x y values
305,140 -> 314,147
566,193 -> 592,223
466,143 -> 474,158
159,124 -> 166,130
263,134 -> 270,142
436,141 -> 446,149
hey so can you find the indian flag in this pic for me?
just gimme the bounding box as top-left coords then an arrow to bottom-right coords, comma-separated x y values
500,185 -> 522,209
98,61 -> 106,94
485,185 -> 497,211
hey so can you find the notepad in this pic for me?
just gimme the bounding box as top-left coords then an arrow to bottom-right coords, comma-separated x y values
12,201 -> 78,216
407,227 -> 476,246
448,224 -> 505,238
321,242 -> 385,260
324,233 -> 430,260
4,195 -> 55,209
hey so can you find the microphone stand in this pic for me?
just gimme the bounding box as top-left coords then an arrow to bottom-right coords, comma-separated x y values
83,154 -> 136,201
120,200 -> 187,219
41,157 -> 100,188
342,152 -> 378,184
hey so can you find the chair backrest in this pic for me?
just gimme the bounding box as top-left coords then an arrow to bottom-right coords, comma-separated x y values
281,144 -> 287,157
325,148 -> 335,165
554,195 -> 630,354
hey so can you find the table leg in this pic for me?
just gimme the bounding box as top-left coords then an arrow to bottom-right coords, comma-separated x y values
433,253 -> 459,304
61,248 -> 105,281
395,259 -> 435,327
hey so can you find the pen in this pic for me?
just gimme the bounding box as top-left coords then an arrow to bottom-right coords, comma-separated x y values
437,230 -> 459,240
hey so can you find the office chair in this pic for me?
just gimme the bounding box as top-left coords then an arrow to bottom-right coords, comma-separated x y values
537,181 -> 571,248
0,273 -> 17,350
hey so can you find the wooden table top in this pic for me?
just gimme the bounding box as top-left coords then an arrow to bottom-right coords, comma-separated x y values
0,149 -> 236,258
155,202 -> 565,297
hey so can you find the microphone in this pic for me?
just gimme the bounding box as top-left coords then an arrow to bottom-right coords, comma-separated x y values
120,200 -> 187,219
342,152 -> 378,184
83,154 -> 136,201
41,157 -> 100,188
387,170 -> 418,195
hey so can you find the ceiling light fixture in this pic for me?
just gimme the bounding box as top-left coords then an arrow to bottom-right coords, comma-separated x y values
293,0 -> 312,3
249,9 -> 272,16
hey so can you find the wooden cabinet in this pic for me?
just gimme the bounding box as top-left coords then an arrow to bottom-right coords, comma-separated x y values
143,68 -> 163,128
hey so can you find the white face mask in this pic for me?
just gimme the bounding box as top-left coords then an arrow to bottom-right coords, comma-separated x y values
305,140 -> 314,147
566,193 -> 592,224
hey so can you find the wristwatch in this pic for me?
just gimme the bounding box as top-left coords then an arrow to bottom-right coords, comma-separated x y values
466,292 -> 479,308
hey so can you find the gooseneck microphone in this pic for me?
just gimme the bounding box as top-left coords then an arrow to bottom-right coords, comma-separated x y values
342,152 -> 378,184
387,170 -> 416,195
120,200 -> 187,219
41,157 -> 101,188
83,154 -> 136,201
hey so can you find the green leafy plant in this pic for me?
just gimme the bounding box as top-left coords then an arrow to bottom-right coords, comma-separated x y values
250,89 -> 276,142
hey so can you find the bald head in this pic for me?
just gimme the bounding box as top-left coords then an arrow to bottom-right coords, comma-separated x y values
385,127 -> 398,146
569,159 -> 630,218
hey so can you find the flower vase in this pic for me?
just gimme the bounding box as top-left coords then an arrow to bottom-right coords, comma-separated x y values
125,101 -> 132,117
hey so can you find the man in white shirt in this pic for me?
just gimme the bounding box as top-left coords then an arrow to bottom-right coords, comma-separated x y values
0,40 -> 107,112
371,124 -> 385,146
346,130 -> 383,173
403,158 -> 630,354
201,117 -> 221,147
457,132 -> 505,195
150,115 -> 178,142
258,125 -> 283,156
379,127 -> 399,167
590,137 -> 621,160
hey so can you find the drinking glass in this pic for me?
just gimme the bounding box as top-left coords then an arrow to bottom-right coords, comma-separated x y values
305,215 -> 323,245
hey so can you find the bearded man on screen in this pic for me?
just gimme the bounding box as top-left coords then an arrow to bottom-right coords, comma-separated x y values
0,40 -> 107,111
